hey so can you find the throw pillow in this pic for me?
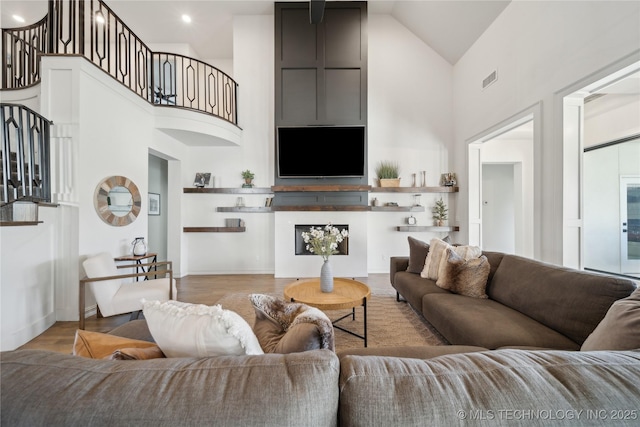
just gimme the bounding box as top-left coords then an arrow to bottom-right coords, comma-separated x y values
421,238 -> 450,280
73,329 -> 164,360
142,300 -> 264,358
580,287 -> 640,351
421,238 -> 482,280
406,236 -> 430,274
249,294 -> 334,353
435,248 -> 490,298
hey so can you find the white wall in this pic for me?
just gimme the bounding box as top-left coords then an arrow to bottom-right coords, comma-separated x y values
181,15 -> 275,275
0,207 -> 57,350
584,95 -> 640,147
366,13 -> 454,271
453,0 -> 640,264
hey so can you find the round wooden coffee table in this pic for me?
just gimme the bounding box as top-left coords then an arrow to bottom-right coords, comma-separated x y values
284,278 -> 371,347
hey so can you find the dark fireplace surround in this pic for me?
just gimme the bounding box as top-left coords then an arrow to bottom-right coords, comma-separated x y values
294,224 -> 349,256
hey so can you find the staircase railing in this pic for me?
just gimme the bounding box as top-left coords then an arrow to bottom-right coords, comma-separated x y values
1,0 -> 238,125
1,103 -> 52,205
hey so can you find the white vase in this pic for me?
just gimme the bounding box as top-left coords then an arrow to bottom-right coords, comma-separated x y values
132,237 -> 147,256
320,259 -> 334,293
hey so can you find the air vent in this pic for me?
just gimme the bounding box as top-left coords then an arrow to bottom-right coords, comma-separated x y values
482,70 -> 498,89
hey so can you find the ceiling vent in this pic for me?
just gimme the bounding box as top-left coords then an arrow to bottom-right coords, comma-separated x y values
482,70 -> 498,89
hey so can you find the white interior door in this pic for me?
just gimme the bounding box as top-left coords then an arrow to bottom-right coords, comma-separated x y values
620,176 -> 640,275
482,164 -> 516,253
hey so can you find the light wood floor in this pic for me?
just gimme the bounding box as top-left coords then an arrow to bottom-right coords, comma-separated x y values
17,273 -> 392,354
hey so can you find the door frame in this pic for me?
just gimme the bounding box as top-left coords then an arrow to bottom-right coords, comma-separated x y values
466,103 -> 541,257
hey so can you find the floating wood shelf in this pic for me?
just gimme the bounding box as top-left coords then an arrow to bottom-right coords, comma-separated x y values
271,205 -> 370,211
183,226 -> 246,232
370,206 -> 425,212
271,185 -> 371,192
396,226 -> 460,232
183,187 -> 273,194
371,186 -> 459,193
0,221 -> 43,227
216,207 -> 272,213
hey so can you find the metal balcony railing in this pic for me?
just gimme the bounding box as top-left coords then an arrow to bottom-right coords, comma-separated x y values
1,0 -> 238,125
1,103 -> 52,205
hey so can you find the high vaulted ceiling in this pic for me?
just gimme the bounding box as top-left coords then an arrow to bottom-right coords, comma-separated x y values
1,0 -> 510,65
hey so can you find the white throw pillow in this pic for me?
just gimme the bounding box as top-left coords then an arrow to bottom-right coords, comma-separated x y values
142,300 -> 264,358
421,238 -> 482,281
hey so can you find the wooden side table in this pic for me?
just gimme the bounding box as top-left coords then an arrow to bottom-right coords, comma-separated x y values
284,278 -> 371,347
114,253 -> 158,281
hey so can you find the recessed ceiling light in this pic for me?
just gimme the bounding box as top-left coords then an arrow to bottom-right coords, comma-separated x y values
13,15 -> 25,23
182,14 -> 192,24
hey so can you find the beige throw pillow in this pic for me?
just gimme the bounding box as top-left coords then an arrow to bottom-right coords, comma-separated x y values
436,248 -> 490,298
421,238 -> 482,281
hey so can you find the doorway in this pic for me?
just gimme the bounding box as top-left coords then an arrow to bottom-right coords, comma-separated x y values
482,164 -> 516,253
563,61 -> 640,276
468,118 -> 535,257
148,153 -> 168,261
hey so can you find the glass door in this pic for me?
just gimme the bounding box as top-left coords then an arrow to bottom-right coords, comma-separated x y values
620,176 -> 640,276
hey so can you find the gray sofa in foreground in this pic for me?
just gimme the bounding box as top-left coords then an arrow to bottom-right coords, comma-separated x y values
2,346 -> 640,426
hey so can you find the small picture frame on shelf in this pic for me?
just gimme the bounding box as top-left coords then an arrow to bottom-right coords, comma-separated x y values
148,193 -> 160,215
194,173 -> 211,187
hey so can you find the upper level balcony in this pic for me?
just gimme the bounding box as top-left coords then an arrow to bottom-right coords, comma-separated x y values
1,0 -> 240,146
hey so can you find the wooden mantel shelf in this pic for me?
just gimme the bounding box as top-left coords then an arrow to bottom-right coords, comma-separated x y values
371,186 -> 459,193
396,225 -> 460,232
184,187 -> 273,194
271,185 -> 371,192
0,221 -> 43,227
183,226 -> 246,232
271,205 -> 370,212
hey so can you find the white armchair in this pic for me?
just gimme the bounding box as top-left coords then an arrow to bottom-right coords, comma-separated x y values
79,252 -> 177,329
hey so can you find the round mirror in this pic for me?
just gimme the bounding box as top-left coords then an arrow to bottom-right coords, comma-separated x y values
94,176 -> 141,226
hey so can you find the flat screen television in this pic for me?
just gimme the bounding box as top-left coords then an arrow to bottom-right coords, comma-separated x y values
277,126 -> 366,178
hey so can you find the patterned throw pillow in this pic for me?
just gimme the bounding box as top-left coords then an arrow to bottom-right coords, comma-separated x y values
435,248 -> 490,298
250,294 -> 334,353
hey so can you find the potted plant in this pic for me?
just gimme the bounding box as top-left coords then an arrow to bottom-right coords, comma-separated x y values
375,161 -> 401,187
241,170 -> 255,188
433,198 -> 448,226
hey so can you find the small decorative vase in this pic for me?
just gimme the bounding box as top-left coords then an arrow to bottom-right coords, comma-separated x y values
132,237 -> 147,256
320,259 -> 334,293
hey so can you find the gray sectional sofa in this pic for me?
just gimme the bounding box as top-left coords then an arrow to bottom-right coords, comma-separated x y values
2,248 -> 640,426
3,346 -> 640,426
391,248 -> 637,350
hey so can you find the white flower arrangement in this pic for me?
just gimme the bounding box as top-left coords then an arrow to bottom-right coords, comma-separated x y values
301,224 -> 349,261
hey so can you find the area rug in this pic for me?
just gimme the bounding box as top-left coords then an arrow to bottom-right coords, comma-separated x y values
216,292 -> 447,352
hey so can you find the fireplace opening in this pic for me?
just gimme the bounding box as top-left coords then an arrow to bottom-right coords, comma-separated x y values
294,224 -> 349,256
